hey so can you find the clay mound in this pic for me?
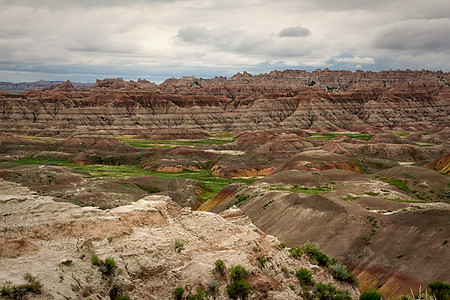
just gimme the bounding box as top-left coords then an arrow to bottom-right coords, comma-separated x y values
63,134 -> 137,152
272,150 -> 363,174
52,80 -> 76,92
287,194 -> 346,213
376,166 -> 450,202
254,136 -> 314,154
258,169 -> 368,186
425,153 -> 450,174
0,133 -> 41,146
368,133 -> 407,144
422,129 -> 450,144
230,130 -> 311,152
197,183 -> 242,211
353,197 -> 409,211
135,130 -> 210,140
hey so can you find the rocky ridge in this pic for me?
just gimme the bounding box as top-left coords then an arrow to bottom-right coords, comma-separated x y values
0,70 -> 448,136
0,179 -> 359,299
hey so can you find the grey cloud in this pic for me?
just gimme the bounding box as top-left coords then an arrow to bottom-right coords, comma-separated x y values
278,26 -> 310,37
374,18 -> 450,52
176,26 -> 314,57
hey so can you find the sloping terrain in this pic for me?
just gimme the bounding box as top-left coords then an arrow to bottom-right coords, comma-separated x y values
203,169 -> 450,299
0,179 -> 359,299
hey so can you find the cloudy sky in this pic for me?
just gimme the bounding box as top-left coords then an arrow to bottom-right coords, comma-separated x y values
1,0 -> 449,83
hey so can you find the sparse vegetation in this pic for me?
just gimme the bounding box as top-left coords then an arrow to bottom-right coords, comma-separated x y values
1,273 -> 43,299
428,281 -> 450,300
207,280 -> 218,298
265,184 -> 331,194
359,289 -> 383,300
91,255 -> 101,266
329,262 -> 358,286
314,282 -> 351,300
227,265 -> 251,299
263,199 -> 275,209
99,257 -> 117,275
186,289 -> 206,300
296,268 -> 314,286
305,132 -> 374,141
174,286 -> 184,299
258,256 -> 267,267
214,259 -> 226,275
227,193 -> 250,208
175,240 -> 185,253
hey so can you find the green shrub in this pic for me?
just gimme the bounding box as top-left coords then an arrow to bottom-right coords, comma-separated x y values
175,240 -> 185,253
207,280 -> 218,297
315,282 -> 351,300
174,286 -> 184,299
91,255 -> 101,266
289,246 -> 304,259
359,289 -> 383,300
301,241 -> 331,267
258,256 -> 267,267
330,262 -> 359,285
114,295 -> 130,300
230,265 -> 249,281
187,289 -> 206,300
1,273 -> 43,299
99,257 -> 117,275
214,259 -> 226,274
296,268 -> 313,286
227,279 -> 250,300
428,281 -> 450,300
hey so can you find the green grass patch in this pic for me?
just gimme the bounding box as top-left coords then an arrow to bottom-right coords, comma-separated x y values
117,137 -> 235,148
264,184 -> 331,194
305,132 -> 374,141
9,157 -> 255,201
392,131 -> 410,137
381,178 -> 414,194
417,143 -> 435,147
382,197 -> 425,203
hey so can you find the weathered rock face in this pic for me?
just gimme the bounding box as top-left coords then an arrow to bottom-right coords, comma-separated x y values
0,179 -> 359,299
0,70 -> 448,136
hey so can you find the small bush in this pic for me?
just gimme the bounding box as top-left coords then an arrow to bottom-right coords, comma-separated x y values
175,240 -> 185,253
214,259 -> 226,274
207,280 -> 218,297
1,273 -> 43,299
91,255 -> 101,266
280,242 -> 287,248
315,282 -> 351,300
187,289 -> 206,300
99,257 -> 117,275
296,268 -> 314,286
428,281 -> 450,300
227,279 -> 250,300
359,289 -> 383,300
230,265 -> 249,281
330,262 -> 359,286
258,256 -> 267,267
174,286 -> 184,300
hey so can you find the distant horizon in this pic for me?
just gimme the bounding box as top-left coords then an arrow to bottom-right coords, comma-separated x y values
1,67 -> 449,86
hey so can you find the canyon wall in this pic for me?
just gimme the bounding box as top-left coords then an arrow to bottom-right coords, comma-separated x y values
0,70 -> 448,136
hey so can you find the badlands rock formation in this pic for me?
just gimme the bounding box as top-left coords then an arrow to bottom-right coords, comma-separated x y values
0,70 -> 448,136
0,179 -> 358,299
